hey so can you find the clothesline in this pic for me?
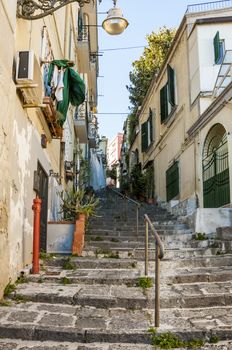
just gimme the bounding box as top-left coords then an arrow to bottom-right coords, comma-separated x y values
41,60 -> 75,67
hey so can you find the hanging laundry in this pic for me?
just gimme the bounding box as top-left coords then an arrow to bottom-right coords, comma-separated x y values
48,60 -> 85,126
50,65 -> 59,90
55,68 -> 65,102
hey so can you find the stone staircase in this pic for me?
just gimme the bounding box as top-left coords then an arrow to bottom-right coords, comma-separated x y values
0,189 -> 232,349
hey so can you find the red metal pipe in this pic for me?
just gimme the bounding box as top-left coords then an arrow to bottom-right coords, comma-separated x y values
32,196 -> 42,274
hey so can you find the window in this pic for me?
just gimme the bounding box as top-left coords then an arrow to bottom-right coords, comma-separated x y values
160,65 -> 176,124
166,162 -> 179,201
141,108 -> 153,152
214,31 -> 225,65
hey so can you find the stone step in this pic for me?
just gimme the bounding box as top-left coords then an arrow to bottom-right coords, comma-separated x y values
0,339 -> 155,350
82,246 -> 222,261
162,254 -> 232,269
43,257 -> 137,269
86,228 -> 188,236
167,265 -> 232,283
0,302 -> 152,343
1,302 -> 232,345
28,268 -> 143,286
84,241 -> 156,250
11,280 -> 232,310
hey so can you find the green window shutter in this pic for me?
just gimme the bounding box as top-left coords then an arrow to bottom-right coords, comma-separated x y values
141,121 -> 148,152
160,84 -> 168,123
149,108 -> 153,142
167,64 -> 175,106
166,162 -> 179,201
78,10 -> 83,34
214,31 -> 220,64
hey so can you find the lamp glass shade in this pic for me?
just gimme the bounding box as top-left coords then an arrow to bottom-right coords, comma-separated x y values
102,7 -> 129,35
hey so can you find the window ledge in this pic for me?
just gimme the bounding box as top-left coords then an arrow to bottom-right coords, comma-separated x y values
163,105 -> 178,126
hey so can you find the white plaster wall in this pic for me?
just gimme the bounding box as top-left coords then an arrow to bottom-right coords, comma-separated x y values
0,0 -> 16,297
195,208 -> 232,234
8,98 -> 52,275
198,23 -> 232,95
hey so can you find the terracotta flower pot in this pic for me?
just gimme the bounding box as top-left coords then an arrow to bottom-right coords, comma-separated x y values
72,213 -> 86,256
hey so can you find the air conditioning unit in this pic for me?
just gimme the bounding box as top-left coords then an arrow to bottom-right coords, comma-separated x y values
16,50 -> 43,106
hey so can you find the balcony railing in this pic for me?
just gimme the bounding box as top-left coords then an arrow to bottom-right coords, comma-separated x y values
186,0 -> 232,13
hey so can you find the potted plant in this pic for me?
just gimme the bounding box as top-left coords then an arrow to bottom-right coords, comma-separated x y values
59,188 -> 99,255
131,164 -> 146,200
144,165 -> 155,204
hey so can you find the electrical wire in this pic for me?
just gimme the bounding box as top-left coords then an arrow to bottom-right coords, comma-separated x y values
99,45 -> 146,52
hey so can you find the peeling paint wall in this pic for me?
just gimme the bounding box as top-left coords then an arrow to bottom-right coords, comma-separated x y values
0,1 -> 93,297
0,0 -> 16,297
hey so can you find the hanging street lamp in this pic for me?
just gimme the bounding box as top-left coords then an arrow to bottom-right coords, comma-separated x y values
101,0 -> 129,35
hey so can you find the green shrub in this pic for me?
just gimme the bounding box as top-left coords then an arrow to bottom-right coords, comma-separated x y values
4,280 -> 16,297
192,232 -> 208,241
60,277 -> 71,285
62,258 -> 76,270
137,277 -> 153,289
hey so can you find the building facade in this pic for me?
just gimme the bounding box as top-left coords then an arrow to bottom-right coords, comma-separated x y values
129,2 -> 232,212
0,0 -> 98,296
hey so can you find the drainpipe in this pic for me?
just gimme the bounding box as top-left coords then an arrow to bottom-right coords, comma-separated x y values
32,196 -> 42,274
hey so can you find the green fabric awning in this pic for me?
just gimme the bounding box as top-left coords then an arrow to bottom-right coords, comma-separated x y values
48,60 -> 85,126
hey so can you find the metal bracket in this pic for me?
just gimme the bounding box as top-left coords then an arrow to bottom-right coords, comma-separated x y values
17,0 -> 91,20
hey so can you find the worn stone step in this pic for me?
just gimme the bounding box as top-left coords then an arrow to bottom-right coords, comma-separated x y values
1,302 -> 232,345
0,339 -> 155,350
10,282 -> 151,309
12,280 -> 232,310
162,254 -> 232,269
84,241 -> 156,250
168,265 -> 232,283
82,246 -> 222,261
0,302 -> 152,343
43,257 -> 137,269
86,228 -> 188,236
28,268 -> 144,285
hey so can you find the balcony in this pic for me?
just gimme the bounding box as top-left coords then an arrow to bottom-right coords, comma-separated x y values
77,25 -> 90,74
74,103 -> 88,143
186,0 -> 232,13
42,96 -> 63,139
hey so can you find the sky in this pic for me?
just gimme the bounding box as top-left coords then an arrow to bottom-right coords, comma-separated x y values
97,0 -> 210,143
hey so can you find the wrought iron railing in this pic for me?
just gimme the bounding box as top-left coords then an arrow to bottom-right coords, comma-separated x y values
144,214 -> 164,328
186,0 -> 232,13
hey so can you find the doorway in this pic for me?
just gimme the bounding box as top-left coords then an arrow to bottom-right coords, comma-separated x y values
37,162 -> 48,251
202,124 -> 230,207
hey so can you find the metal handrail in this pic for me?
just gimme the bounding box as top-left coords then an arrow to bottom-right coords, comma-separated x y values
108,187 -> 141,237
144,214 -> 165,328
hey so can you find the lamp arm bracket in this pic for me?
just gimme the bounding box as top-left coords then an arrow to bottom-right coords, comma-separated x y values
17,0 -> 91,20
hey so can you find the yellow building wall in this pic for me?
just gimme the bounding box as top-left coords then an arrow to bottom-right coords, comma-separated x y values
0,2 -> 90,296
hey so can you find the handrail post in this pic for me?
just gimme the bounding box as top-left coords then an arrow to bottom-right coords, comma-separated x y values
125,199 -> 128,221
145,220 -> 149,276
136,206 -> 139,239
155,243 -> 160,327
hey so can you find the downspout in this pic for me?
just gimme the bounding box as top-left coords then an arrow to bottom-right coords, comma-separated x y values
194,134 -> 199,208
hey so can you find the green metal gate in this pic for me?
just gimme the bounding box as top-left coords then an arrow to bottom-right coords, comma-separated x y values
203,127 -> 230,208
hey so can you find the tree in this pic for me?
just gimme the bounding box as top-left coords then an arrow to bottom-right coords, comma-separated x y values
127,27 -> 176,111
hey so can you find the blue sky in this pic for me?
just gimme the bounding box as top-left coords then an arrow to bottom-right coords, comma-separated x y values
97,0 -> 208,142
